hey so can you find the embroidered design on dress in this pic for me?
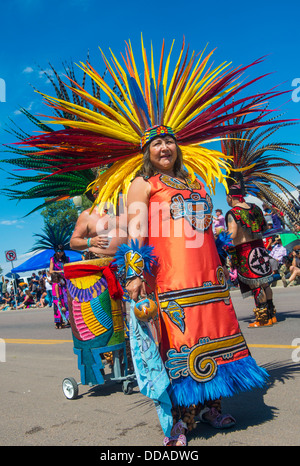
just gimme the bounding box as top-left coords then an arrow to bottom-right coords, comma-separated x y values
170,192 -> 212,231
158,267 -> 230,332
165,333 -> 248,382
159,174 -> 202,190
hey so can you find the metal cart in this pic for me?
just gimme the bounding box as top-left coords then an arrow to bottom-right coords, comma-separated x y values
62,340 -> 135,400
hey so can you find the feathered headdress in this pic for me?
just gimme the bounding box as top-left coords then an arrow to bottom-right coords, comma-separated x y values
6,37 -> 295,212
221,99 -> 300,225
0,61 -> 102,215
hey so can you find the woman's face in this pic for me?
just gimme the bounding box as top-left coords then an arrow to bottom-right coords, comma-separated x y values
149,136 -> 177,174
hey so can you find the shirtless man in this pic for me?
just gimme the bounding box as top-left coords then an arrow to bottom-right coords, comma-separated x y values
225,184 -> 276,327
70,205 -> 127,256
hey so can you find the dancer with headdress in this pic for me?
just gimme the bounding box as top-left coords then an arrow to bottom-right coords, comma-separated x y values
225,184 -> 276,327
222,106 -> 300,328
3,38 -> 297,445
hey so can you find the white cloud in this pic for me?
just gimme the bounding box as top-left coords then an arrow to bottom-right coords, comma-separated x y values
22,66 -> 34,73
0,220 -> 18,225
0,219 -> 25,227
13,102 -> 34,116
38,68 -> 55,84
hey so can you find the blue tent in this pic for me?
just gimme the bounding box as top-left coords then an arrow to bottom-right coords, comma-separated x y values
11,249 -> 82,273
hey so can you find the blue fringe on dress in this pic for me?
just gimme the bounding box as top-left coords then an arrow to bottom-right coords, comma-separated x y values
168,356 -> 269,406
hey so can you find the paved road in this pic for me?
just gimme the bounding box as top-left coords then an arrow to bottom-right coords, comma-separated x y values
0,286 -> 299,447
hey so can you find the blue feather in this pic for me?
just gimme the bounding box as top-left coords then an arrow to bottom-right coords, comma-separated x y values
114,239 -> 157,275
157,82 -> 164,124
150,78 -> 158,125
215,231 -> 233,259
168,356 -> 269,406
128,76 -> 152,128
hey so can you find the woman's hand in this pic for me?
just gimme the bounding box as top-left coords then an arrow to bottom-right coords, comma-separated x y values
125,276 -> 147,302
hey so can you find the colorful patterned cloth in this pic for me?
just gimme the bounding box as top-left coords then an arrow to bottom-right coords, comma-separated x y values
140,125 -> 176,148
144,174 -> 268,406
225,204 -> 267,239
64,258 -> 125,386
129,299 -> 173,437
229,239 -> 273,298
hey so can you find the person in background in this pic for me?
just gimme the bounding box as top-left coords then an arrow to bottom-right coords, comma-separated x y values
262,203 -> 272,225
2,278 -> 9,295
226,184 -> 276,327
49,245 -> 70,316
288,199 -> 300,215
30,273 -> 39,293
227,259 -> 239,288
51,272 -> 69,328
16,290 -> 35,309
70,204 -> 127,256
268,236 -> 287,274
271,205 -> 284,230
0,292 -> 13,310
44,271 -> 53,306
213,209 -> 225,234
281,251 -> 300,287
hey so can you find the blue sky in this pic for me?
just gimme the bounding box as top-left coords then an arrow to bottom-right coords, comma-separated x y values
0,0 -> 300,275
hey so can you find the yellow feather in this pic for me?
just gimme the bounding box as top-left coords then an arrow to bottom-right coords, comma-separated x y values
162,40 -> 175,102
45,119 -> 140,144
90,154 -> 143,213
102,50 -> 140,123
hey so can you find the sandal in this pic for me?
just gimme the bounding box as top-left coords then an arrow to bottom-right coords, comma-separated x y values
198,407 -> 236,429
163,420 -> 187,446
163,434 -> 186,446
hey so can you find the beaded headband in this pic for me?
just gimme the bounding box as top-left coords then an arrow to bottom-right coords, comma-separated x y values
140,125 -> 176,149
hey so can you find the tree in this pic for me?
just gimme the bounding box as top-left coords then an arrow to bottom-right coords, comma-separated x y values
40,198 -> 78,229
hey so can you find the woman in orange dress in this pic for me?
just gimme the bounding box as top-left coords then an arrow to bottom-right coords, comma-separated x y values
125,127 -> 268,445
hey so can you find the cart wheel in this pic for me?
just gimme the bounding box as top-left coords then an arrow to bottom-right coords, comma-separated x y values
122,380 -> 134,395
62,377 -> 79,400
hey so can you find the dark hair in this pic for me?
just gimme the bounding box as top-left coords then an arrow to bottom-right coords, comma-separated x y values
54,245 -> 68,263
282,255 -> 292,265
51,272 -> 61,283
136,138 -> 188,180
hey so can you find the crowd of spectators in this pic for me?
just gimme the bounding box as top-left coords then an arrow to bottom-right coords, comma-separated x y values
0,270 -> 53,311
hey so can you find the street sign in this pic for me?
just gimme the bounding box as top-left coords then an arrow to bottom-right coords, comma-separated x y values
5,249 -> 17,262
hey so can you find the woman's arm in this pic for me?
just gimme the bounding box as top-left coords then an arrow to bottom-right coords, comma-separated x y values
49,257 -> 54,274
125,177 -> 151,302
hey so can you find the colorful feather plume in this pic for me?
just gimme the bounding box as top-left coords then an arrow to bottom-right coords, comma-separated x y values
221,100 -> 300,225
0,60 -> 108,214
2,37 -> 296,213
30,222 -> 74,252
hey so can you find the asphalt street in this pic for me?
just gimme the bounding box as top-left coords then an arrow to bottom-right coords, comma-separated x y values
0,286 -> 299,447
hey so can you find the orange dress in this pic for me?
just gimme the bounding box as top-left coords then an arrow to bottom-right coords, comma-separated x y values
145,174 -> 268,406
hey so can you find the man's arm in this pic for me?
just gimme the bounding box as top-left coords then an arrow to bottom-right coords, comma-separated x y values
226,213 -> 238,239
70,211 -> 90,250
70,210 -> 110,250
